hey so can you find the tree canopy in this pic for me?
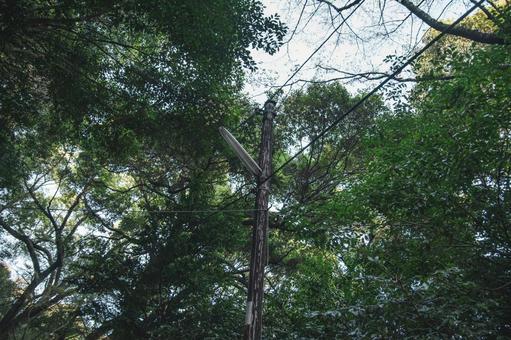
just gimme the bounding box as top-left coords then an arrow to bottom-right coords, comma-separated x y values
1,0 -> 510,339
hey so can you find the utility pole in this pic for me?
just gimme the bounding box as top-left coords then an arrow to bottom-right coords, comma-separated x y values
244,100 -> 276,340
219,99 -> 276,339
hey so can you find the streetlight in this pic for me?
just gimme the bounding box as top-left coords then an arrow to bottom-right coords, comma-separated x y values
219,127 -> 261,177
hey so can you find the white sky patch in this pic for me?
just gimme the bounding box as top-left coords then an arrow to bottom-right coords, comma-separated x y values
245,0 -> 471,104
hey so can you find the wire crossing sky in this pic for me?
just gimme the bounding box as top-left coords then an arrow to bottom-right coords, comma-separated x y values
247,0 -> 472,103
256,0 -> 489,187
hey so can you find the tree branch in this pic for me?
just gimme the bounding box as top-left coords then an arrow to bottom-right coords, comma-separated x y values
0,217 -> 41,277
317,0 -> 364,13
396,0 -> 507,45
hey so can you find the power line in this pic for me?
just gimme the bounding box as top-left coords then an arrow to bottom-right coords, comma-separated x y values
262,0 -> 487,186
5,2 -> 485,225
268,0 -> 364,102
209,0 -> 364,211
210,0 -> 482,221
224,0 -> 364,185
193,184 -> 256,224
248,0 -> 363,103
3,206 -> 263,214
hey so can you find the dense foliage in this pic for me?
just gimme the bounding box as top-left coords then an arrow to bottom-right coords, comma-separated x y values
1,0 -> 510,339
0,0 -> 286,337
261,6 -> 511,338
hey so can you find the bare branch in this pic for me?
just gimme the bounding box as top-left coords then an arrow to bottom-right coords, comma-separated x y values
273,67 -> 454,87
317,0 -> 364,13
0,254 -> 61,334
396,0 -> 507,45
283,0 -> 309,45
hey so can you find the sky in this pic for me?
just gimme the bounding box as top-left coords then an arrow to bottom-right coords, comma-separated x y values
244,0 -> 470,105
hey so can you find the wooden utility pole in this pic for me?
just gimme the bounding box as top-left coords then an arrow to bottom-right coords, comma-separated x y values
244,100 -> 276,340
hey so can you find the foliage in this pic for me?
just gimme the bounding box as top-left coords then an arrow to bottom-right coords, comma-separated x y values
1,1 -> 510,339
263,23 -> 511,340
0,0 -> 286,337
260,5 -> 511,339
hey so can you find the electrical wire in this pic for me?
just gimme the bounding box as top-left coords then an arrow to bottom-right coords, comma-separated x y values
215,0 -> 365,195
261,0 -> 487,187
2,1 -> 488,222
267,0 -> 364,103
2,205 -> 263,214
244,0 -> 363,105
195,0 -> 486,222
